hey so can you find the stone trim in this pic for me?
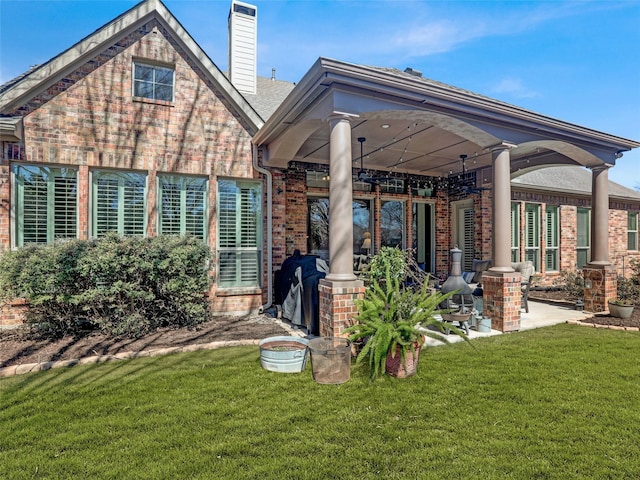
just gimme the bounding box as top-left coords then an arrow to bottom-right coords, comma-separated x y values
0,339 -> 261,378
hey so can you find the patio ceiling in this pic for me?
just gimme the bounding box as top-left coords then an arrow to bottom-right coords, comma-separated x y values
254,58 -> 639,180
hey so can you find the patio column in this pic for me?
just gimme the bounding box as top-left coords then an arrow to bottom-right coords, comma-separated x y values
326,114 -> 357,282
583,164 -> 616,313
589,165 -> 611,266
484,144 -> 521,332
490,145 -> 515,272
318,113 -> 365,337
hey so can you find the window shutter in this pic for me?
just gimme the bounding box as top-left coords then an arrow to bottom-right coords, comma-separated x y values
577,208 -> 590,248
122,177 -> 146,236
218,180 -> 262,288
53,173 -> 77,240
628,213 -> 638,251
95,176 -> 119,235
545,207 -> 559,271
525,205 -> 539,248
94,172 -> 145,237
15,166 -> 77,245
21,171 -> 48,244
463,207 -> 474,271
159,175 -> 206,239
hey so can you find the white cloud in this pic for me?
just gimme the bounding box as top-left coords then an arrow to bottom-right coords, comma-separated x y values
491,77 -> 541,99
390,19 -> 484,56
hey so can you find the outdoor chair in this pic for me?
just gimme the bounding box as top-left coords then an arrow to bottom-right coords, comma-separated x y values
521,280 -> 532,313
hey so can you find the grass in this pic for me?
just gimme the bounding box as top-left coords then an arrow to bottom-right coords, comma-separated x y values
1,324 -> 639,479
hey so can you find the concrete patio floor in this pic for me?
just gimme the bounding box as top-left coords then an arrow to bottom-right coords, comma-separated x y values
422,300 -> 594,346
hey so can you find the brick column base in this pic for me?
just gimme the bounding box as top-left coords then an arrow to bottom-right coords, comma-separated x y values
483,271 -> 522,332
0,298 -> 28,328
318,279 -> 365,337
583,265 -> 616,313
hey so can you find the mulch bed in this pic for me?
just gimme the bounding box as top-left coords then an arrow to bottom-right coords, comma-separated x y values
0,314 -> 293,370
2,293 -> 638,372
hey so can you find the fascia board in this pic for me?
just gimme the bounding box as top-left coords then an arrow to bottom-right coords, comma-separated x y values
0,116 -> 22,141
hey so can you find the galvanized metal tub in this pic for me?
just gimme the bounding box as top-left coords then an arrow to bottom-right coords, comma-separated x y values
259,336 -> 309,373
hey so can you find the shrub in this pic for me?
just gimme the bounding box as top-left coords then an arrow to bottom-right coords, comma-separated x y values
616,276 -> 640,305
366,247 -> 430,287
0,235 -> 211,338
630,257 -> 640,278
553,270 -> 584,300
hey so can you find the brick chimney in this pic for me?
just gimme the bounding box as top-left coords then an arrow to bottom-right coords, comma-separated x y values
228,0 -> 258,95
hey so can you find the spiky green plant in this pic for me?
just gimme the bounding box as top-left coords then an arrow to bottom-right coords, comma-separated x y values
345,268 -> 470,380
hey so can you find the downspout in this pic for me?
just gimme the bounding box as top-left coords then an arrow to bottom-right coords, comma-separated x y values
252,144 -> 273,312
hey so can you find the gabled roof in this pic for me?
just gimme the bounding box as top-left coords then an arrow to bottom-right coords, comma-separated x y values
243,76 -> 295,121
0,0 -> 263,134
512,166 -> 640,201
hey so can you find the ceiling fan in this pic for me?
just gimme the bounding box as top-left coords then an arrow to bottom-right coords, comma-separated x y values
450,154 -> 492,195
356,137 -> 395,185
460,185 -> 492,195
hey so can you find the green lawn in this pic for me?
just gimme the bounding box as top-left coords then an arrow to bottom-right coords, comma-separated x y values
1,324 -> 639,479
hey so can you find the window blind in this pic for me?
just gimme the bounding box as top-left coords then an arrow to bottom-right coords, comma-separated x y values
15,165 -> 77,246
158,175 -> 207,239
218,180 -> 261,288
93,171 -> 146,237
545,206 -> 559,271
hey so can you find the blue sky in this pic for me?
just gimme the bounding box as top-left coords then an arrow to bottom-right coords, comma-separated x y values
1,0 -> 638,189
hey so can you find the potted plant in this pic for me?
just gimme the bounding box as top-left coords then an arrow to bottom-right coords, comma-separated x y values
608,276 -> 640,319
344,268 -> 470,380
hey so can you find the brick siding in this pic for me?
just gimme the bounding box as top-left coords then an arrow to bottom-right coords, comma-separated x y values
0,20 -> 261,325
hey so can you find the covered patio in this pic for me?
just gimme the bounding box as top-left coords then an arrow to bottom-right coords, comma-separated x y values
253,58 -> 639,335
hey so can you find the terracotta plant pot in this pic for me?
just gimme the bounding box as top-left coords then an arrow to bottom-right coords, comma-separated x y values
385,342 -> 421,378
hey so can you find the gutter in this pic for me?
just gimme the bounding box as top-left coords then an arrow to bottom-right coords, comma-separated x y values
252,144 -> 273,312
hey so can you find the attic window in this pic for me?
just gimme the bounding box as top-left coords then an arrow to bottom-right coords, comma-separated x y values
133,62 -> 174,102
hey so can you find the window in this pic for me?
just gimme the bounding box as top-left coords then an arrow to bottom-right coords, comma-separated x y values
13,165 -> 77,246
307,198 -> 372,258
511,202 -> 520,262
92,171 -> 146,237
218,180 -> 262,288
412,202 -> 434,272
545,206 -> 559,271
577,208 -> 591,268
525,203 -> 540,271
158,175 -> 207,239
133,62 -> 174,101
380,200 -> 404,248
378,179 -> 405,194
629,212 -> 639,251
